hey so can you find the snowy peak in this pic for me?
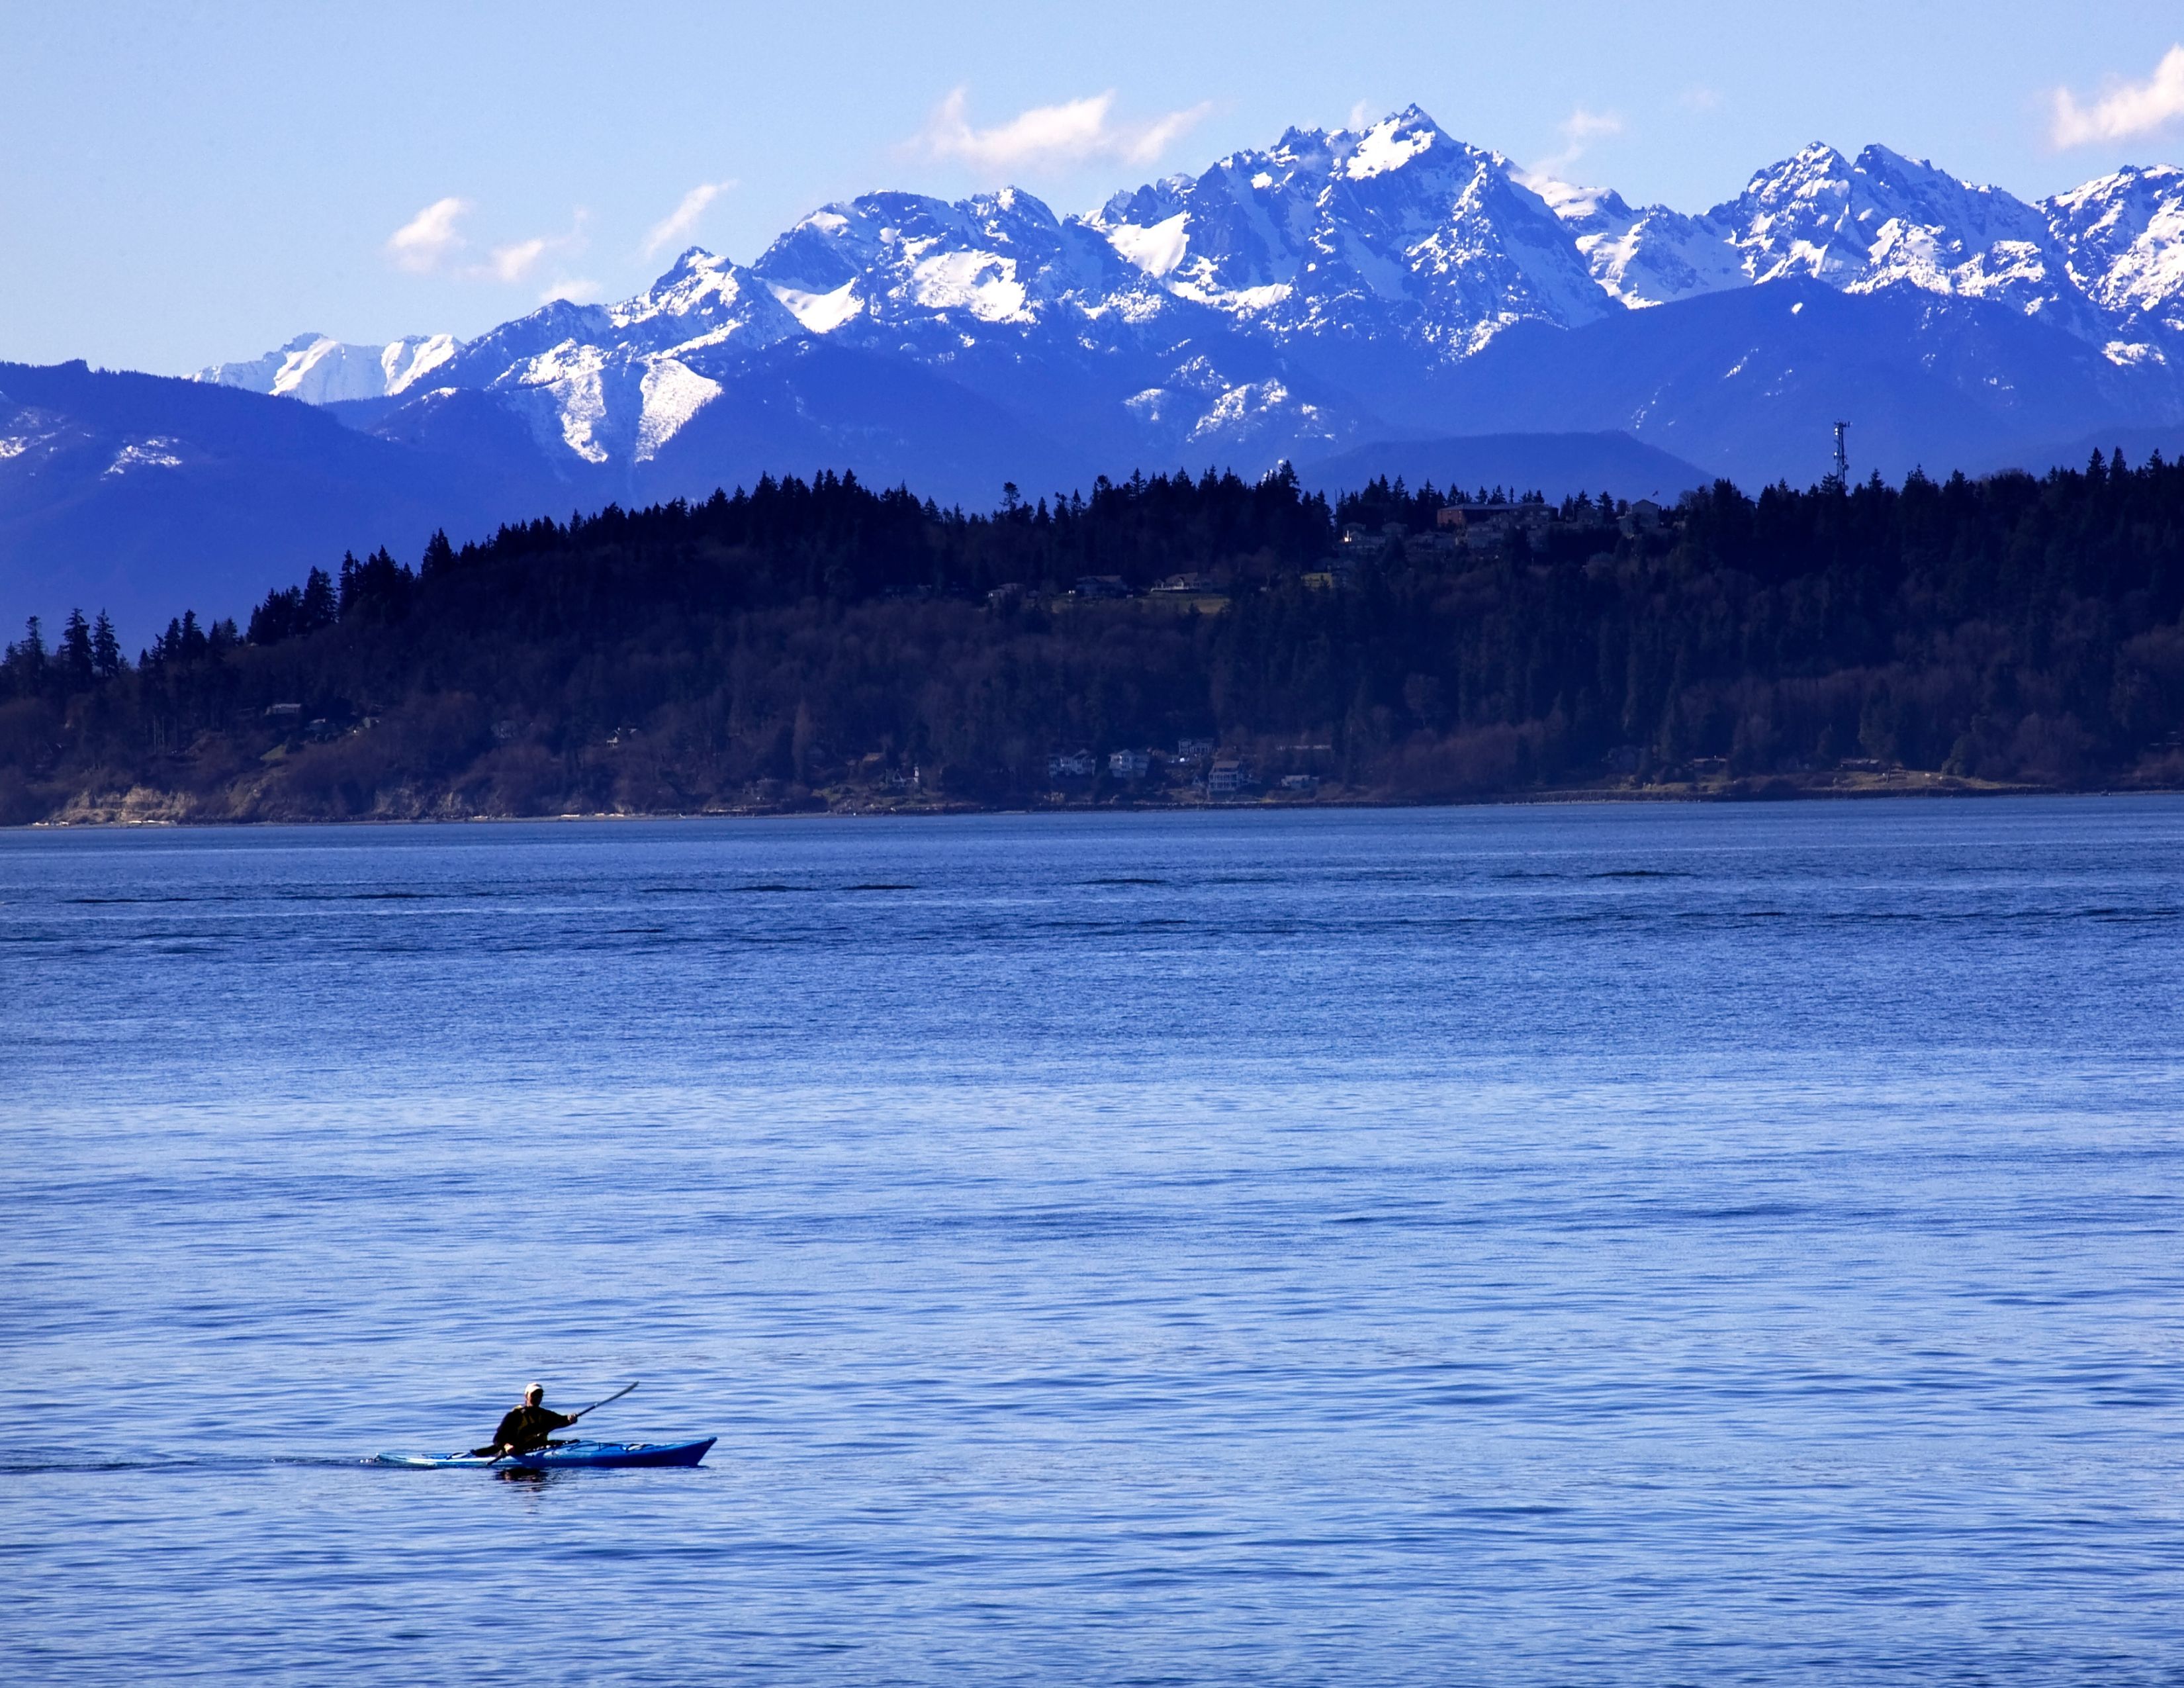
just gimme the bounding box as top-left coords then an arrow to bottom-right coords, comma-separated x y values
1539,140 -> 2131,338
1351,104 -> 1463,175
1090,105 -> 1604,349
1719,142 -> 1871,286
1713,144 -> 2089,330
607,247 -> 802,353
195,331 -> 459,403
751,187 -> 1131,334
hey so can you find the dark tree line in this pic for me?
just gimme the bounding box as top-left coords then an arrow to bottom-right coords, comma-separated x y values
3,451 -> 2183,822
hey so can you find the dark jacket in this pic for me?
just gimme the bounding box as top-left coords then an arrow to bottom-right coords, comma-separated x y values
486,1403 -> 576,1453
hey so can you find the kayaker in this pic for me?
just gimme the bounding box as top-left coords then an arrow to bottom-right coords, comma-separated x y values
475,1383 -> 576,1457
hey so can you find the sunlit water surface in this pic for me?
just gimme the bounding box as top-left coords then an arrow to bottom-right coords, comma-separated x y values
4,800 -> 2181,1685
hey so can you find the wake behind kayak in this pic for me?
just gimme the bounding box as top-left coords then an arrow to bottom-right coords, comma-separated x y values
375,1437 -> 715,1470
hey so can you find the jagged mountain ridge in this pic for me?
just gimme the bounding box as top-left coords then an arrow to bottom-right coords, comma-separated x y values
14,107 -> 2184,643
194,106 -> 2184,480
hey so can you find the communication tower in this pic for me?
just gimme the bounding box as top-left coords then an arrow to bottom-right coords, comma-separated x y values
1832,421 -> 1850,485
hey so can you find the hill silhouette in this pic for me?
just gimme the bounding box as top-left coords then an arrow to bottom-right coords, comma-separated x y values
4,452 -> 2181,823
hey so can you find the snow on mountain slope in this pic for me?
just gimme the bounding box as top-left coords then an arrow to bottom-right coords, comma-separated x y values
1520,178 -> 1745,308
480,344 -> 729,467
416,252 -> 803,467
749,183 -> 1363,463
196,332 -> 458,402
753,187 -> 1134,331
2044,165 -> 2184,349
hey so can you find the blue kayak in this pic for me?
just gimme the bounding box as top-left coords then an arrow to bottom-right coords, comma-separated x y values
375,1437 -> 715,1470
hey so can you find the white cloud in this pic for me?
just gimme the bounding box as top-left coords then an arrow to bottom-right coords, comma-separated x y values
1347,100 -> 1377,133
643,180 -> 737,259
1533,107 -> 1625,177
539,278 -> 602,305
485,236 -> 551,283
387,197 -> 471,273
917,87 -> 1210,175
472,217 -> 587,285
2053,45 -> 2184,147
1678,85 -> 1723,113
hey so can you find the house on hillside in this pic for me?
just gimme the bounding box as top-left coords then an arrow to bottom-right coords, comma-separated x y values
1150,571 -> 1230,612
1208,757 -> 1254,796
1437,502 -> 1557,553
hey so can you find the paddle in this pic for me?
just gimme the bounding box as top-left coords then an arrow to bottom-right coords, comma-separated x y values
479,1381 -> 641,1464
565,1380 -> 640,1423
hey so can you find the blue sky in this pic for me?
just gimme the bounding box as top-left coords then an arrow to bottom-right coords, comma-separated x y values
4,0 -> 2183,373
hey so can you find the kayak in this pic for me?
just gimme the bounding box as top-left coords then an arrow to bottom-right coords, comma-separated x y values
375,1437 -> 715,1470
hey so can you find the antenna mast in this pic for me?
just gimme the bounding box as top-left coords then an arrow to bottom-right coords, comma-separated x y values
1832,421 -> 1850,486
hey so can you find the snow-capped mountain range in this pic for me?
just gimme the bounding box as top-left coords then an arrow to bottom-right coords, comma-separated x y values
11,106 -> 2184,641
192,106 -> 2184,484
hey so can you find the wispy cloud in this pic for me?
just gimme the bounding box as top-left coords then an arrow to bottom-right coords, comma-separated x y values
643,180 -> 737,259
387,197 -> 471,273
386,198 -> 588,287
1678,85 -> 1723,113
484,236 -> 551,283
916,88 -> 1210,175
2053,44 -> 2184,146
2044,44 -> 2184,146
539,278 -> 602,305
480,214 -> 587,285
1533,107 -> 1625,178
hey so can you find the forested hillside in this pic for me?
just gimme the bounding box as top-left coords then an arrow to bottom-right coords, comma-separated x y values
3,452 -> 2183,823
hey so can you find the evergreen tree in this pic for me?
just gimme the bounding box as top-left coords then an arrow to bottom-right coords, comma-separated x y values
300,567 -> 336,632
60,609 -> 95,686
2,616 -> 46,690
91,611 -> 122,679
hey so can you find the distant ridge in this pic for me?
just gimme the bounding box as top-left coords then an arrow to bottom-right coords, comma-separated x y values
1298,432 -> 1708,501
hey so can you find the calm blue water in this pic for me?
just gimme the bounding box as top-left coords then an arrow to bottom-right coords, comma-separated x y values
4,800 -> 2181,1685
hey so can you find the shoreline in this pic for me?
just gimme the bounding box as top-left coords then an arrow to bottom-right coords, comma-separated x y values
18,769 -> 2149,829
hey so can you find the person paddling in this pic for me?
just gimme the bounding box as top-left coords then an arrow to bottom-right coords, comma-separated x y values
475,1382 -> 577,1458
